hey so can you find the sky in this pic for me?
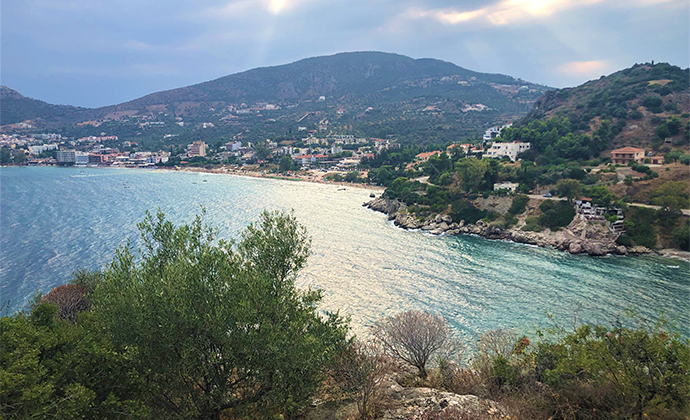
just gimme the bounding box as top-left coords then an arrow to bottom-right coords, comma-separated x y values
1,0 -> 688,108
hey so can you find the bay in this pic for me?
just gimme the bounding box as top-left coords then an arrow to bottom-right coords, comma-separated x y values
1,166 -> 688,340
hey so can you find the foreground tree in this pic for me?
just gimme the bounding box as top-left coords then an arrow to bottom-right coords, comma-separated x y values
93,210 -> 349,420
372,310 -> 459,378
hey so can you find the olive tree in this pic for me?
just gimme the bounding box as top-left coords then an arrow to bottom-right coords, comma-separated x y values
372,310 -> 459,378
93,209 -> 348,420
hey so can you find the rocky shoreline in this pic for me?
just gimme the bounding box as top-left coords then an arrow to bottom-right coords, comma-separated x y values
364,197 -> 653,257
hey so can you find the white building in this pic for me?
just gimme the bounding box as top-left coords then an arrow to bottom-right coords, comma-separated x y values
485,141 -> 531,161
225,141 -> 242,151
29,144 -> 59,155
75,152 -> 90,165
493,182 -> 519,192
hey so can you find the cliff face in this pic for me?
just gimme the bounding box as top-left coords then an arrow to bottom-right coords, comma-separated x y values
364,197 -> 651,256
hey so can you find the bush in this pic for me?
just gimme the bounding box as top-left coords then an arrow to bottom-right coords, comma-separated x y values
616,234 -> 634,247
372,310 -> 460,378
449,200 -> 487,224
624,207 -> 658,248
508,195 -> 529,215
533,316 -> 690,419
538,200 -> 575,230
522,216 -> 544,232
673,221 -> 690,251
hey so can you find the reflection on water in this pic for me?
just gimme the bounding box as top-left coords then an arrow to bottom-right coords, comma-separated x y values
2,167 -> 688,340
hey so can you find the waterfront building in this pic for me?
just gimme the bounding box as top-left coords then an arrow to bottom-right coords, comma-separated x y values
56,150 -> 76,164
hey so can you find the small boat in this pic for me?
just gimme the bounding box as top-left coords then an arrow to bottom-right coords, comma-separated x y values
338,188 -> 346,191
123,182 -> 130,189
202,179 -> 208,182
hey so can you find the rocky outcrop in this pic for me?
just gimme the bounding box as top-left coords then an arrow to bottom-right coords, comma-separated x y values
333,376 -> 506,420
363,197 -> 648,257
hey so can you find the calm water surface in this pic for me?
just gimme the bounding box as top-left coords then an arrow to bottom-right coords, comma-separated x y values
1,166 -> 688,340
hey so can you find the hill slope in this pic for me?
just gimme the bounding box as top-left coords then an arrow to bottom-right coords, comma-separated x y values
2,52 -> 550,146
502,62 -> 689,159
0,86 -> 87,126
108,51 -> 536,109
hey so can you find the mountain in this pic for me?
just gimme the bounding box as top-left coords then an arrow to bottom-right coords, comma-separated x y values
108,51 -> 534,109
501,62 -> 689,159
2,52 -> 550,145
0,86 -> 87,126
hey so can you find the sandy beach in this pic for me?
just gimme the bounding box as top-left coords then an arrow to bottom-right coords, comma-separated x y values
167,165 -> 386,192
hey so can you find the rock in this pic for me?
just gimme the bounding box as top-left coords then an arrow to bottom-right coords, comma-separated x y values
446,229 -> 460,236
430,229 -> 444,235
435,214 -> 443,223
364,197 -> 402,216
421,224 -> 433,231
629,246 -> 652,254
457,220 -> 465,227
616,246 -> 628,255
569,242 -> 582,254
376,387 -> 507,420
441,215 -> 453,224
583,242 -> 608,256
395,212 -> 422,230
436,222 -> 449,231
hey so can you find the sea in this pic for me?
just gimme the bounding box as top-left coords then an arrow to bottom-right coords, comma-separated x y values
1,166 -> 689,341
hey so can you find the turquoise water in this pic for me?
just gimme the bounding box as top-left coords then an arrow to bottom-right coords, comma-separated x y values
1,166 -> 688,340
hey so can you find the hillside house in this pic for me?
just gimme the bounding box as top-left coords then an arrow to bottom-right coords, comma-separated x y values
415,151 -> 442,162
485,141 -> 531,161
610,147 -> 644,165
493,182 -> 519,192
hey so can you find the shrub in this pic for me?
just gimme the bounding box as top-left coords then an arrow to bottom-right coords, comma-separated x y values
372,310 -> 460,378
673,221 -> 690,251
616,234 -> 634,247
534,317 -> 690,419
449,200 -> 486,224
538,200 -> 575,230
332,341 -> 391,420
522,216 -> 544,232
508,195 -> 529,215
41,284 -> 90,324
624,207 -> 658,248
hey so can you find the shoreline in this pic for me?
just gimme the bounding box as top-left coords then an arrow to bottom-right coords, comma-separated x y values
10,163 -> 386,192
364,197 -> 689,261
150,165 -> 386,192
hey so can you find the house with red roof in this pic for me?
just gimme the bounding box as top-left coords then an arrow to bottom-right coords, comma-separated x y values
610,147 -> 644,165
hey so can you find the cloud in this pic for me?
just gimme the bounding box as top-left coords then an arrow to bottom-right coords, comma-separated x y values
405,0 -> 684,27
557,60 -> 611,77
199,0 -> 318,19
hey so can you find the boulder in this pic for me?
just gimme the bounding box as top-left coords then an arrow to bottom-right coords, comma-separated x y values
441,215 -> 453,224
616,246 -> 628,255
436,222 -> 449,231
583,243 -> 608,256
394,213 -> 422,230
569,242 -> 583,254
